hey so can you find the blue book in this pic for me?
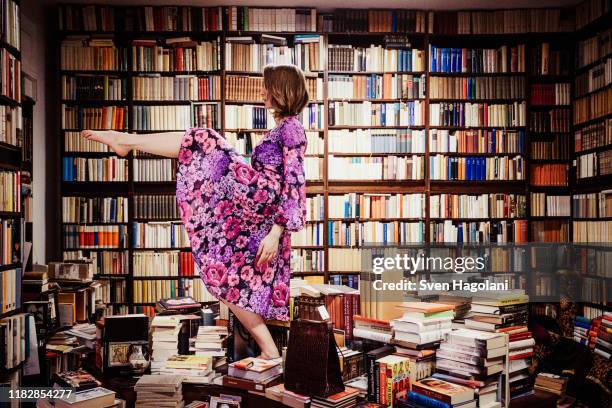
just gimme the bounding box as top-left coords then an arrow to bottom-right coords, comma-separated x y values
430,45 -> 436,72
574,320 -> 591,329
381,104 -> 386,127
491,129 -> 496,153
466,157 -> 472,181
328,221 -> 333,245
457,223 -> 464,243
480,157 -> 486,180
366,75 -> 372,99
519,130 -> 525,153
383,223 -> 388,245
447,157 -> 452,180
391,12 -> 397,32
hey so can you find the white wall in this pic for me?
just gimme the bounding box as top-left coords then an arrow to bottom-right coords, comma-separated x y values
21,0 -> 48,264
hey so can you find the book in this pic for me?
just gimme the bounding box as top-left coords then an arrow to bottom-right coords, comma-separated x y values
411,378 -> 474,405
227,357 -> 283,382
55,387 -> 116,408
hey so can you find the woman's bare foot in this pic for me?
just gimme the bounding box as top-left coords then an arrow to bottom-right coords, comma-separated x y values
257,351 -> 281,360
81,130 -> 131,157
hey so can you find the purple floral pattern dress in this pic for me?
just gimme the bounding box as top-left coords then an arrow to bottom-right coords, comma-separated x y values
176,115 -> 307,321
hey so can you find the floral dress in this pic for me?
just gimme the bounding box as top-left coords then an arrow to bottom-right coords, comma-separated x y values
175,115 -> 307,321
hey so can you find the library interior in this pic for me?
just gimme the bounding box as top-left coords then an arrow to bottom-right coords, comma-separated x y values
0,0 -> 611,407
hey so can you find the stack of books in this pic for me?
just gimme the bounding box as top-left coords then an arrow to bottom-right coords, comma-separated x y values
311,387 -> 360,408
507,326 -> 535,399
192,325 -> 227,357
594,312 -> 612,359
403,377 -> 476,408
154,355 -> 215,383
53,387 -> 117,408
134,375 -> 184,407
353,315 -> 393,343
150,315 -> 182,370
435,328 -> 508,408
266,384 -> 311,408
573,315 -> 592,345
534,373 -> 568,396
437,294 -> 472,328
391,302 -> 454,346
53,369 -> 101,391
223,357 -> 283,391
465,291 -> 529,333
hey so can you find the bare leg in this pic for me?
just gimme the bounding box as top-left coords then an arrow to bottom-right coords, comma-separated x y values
223,300 -> 281,360
81,130 -> 184,158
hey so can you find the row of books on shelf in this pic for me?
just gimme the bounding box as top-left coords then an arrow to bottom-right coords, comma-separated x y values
0,267 -> 20,313
573,86 -> 612,126
0,0 -> 19,50
573,220 -> 612,242
61,105 -> 127,130
328,129 -> 425,154
226,74 -> 321,101
572,190 -> 612,218
62,157 -> 129,182
328,193 -> 425,219
430,220 -> 529,243
224,37 -> 322,73
60,37 -> 128,71
328,74 -> 425,100
429,155 -> 525,181
291,248 -> 324,273
574,118 -> 612,152
132,75 -> 221,101
530,193 -> 571,217
429,45 -> 526,74
132,105 -> 191,131
132,222 -> 190,249
577,150 -> 612,178
327,45 -> 425,73
327,155 -> 424,181
1,218 -> 21,265
133,251 -> 195,277
61,75 -> 126,101
575,0 -> 611,30
0,170 -> 20,212
134,194 -> 179,220
327,220 -> 428,245
430,129 -> 525,154
62,225 -> 128,248
576,27 -> 612,69
58,6 -> 585,35
530,109 -> 571,133
430,194 -> 526,219
133,158 -> 176,182
0,313 -> 27,370
530,135 -> 570,160
131,39 -> 220,72
0,48 -> 20,102
328,101 -> 424,127
62,196 -> 129,223
530,83 -> 571,106
529,163 -> 568,186
0,105 -> 22,147
132,278 -> 215,303
431,8 -> 573,34
574,57 -> 611,98
63,250 -> 129,275
529,43 -> 571,76
429,102 -> 526,127
430,76 -> 525,101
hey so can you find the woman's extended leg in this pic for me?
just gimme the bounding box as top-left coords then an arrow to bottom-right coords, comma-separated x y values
81,130 -> 184,158
223,300 -> 281,360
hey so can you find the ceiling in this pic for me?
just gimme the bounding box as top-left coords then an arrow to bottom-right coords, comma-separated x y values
40,0 -> 581,11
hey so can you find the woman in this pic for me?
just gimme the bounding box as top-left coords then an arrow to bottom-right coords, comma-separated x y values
82,64 -> 309,360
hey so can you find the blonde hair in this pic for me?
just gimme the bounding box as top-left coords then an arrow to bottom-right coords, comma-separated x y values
263,64 -> 309,120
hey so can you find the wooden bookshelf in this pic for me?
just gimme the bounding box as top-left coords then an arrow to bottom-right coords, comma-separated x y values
55,4 -> 611,316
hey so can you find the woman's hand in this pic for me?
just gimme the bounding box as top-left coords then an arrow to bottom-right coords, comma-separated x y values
256,225 -> 284,267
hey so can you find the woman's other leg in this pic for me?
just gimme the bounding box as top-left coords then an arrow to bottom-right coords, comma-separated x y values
223,300 -> 281,360
81,130 -> 184,158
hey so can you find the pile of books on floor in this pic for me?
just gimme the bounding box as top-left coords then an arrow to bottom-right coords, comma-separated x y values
402,377 -> 476,408
134,375 -> 183,407
311,386 -> 360,408
594,312 -> 612,359
153,355 -> 218,384
573,315 -> 592,346
507,326 -> 535,399
266,384 -> 311,408
150,315 -> 182,371
534,372 -> 569,396
223,356 -> 283,392
38,387 -> 120,408
465,291 -> 528,333
435,328 -> 507,408
191,324 -> 228,371
353,315 -> 392,343
391,302 -> 454,346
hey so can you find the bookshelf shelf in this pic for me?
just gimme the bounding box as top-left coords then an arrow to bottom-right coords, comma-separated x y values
428,72 -> 525,77
132,276 -> 198,280
574,82 -> 612,99
0,263 -> 21,273
0,40 -> 20,58
60,100 -> 128,105
573,112 -> 612,128
132,100 -> 220,105
0,211 -> 22,218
